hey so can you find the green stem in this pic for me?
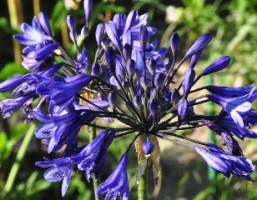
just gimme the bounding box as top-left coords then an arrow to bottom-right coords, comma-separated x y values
3,125 -> 35,194
138,160 -> 148,200
88,126 -> 100,200
206,75 -> 218,200
93,175 -> 100,200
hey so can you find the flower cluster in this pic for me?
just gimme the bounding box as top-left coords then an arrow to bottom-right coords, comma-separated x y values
0,0 -> 256,198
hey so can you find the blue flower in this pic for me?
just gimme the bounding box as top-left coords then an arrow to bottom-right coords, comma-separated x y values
76,48 -> 89,73
206,85 -> 255,97
205,121 -> 243,156
74,129 -> 115,180
36,129 -> 115,196
36,74 -> 93,106
97,154 -> 129,200
14,14 -> 52,46
195,144 -> 255,180
0,92 -> 35,118
208,88 -> 255,128
215,114 -> 257,139
36,157 -> 75,196
195,145 -> 232,177
13,13 -> 58,72
0,74 -> 30,92
32,109 -> 95,153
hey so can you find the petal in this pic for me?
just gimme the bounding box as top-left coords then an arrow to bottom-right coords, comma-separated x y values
195,146 -> 231,176
38,12 -> 52,36
230,110 -> 244,128
61,167 -> 73,196
124,10 -> 137,33
235,102 -> 252,113
0,75 -> 27,92
35,43 -> 59,61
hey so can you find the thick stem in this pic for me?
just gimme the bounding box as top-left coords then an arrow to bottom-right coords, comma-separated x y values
138,160 -> 148,200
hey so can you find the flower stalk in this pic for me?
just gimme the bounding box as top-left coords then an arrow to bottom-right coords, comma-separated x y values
138,160 -> 148,200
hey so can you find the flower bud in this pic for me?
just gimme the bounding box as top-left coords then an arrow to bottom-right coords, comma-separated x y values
126,59 -> 135,77
202,56 -> 231,76
95,23 -> 104,46
108,92 -> 117,108
84,0 -> 92,24
170,32 -> 180,58
140,76 -> 148,91
105,47 -> 116,72
66,15 -> 77,43
183,68 -> 195,98
140,26 -> 148,50
149,98 -> 158,117
171,89 -> 180,105
91,63 -> 101,76
185,33 -> 212,59
147,58 -> 157,75
189,51 -> 202,69
178,100 -> 188,121
124,10 -> 137,33
81,26 -> 89,39
143,139 -> 155,155
154,73 -> 166,89
133,95 -> 142,110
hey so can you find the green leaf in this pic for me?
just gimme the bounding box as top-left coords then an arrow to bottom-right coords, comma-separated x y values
0,62 -> 28,80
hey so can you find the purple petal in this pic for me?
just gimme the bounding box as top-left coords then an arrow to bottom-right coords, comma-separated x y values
38,12 -> 52,36
230,110 -> 244,128
61,167 -> 73,196
0,75 -> 28,92
195,146 -> 231,176
35,43 -> 59,61
124,10 -> 137,33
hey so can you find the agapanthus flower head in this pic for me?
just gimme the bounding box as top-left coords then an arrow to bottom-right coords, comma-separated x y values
1,0 -> 256,198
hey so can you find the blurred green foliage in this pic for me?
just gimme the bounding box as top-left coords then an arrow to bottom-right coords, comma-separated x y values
0,0 -> 257,199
